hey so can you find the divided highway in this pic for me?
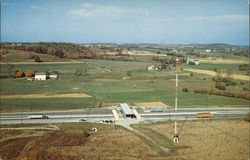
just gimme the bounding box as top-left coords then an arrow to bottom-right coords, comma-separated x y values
0,107 -> 249,125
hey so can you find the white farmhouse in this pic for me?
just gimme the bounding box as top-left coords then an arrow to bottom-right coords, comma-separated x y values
35,72 -> 47,81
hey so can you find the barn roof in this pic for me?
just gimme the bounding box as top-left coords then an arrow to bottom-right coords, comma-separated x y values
35,72 -> 46,75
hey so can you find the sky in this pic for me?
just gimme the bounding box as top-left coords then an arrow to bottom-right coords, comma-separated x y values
1,0 -> 249,45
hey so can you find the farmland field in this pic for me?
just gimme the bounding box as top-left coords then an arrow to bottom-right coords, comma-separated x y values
1,59 -> 249,112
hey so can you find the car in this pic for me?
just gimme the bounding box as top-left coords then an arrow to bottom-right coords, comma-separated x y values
79,119 -> 86,122
108,120 -> 113,123
101,120 -> 114,124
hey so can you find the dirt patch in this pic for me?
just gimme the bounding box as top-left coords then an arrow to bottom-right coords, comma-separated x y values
1,93 -> 92,98
184,68 -> 250,81
0,130 -> 89,160
147,119 -> 250,160
0,123 -> 160,160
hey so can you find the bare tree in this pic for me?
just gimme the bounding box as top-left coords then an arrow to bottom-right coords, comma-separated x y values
7,63 -> 14,77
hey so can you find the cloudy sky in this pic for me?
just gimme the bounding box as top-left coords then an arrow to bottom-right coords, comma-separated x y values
1,0 -> 249,45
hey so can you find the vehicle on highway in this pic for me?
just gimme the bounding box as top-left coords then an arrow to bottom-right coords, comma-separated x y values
150,108 -> 163,112
79,119 -> 86,122
27,114 -> 49,119
101,120 -> 114,123
196,113 -> 213,118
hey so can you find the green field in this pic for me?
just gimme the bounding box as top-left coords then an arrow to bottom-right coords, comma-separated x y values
0,59 -> 249,112
185,63 -> 242,72
0,97 -> 97,112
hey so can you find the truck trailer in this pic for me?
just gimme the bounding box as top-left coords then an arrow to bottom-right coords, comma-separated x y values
196,113 -> 213,118
27,114 -> 49,119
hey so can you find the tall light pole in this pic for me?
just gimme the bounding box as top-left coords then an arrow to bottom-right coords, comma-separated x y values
173,57 -> 180,143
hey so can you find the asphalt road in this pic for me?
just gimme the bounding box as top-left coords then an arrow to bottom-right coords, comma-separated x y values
0,107 -> 249,125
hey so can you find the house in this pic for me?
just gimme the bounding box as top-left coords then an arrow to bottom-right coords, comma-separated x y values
187,58 -> 200,65
35,72 -> 47,81
206,49 -> 212,53
193,60 -> 200,65
147,65 -> 161,71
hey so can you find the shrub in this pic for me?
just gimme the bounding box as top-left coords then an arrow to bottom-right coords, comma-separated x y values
193,88 -> 250,100
182,88 -> 189,92
33,55 -> 43,62
25,70 -> 37,77
215,82 -> 226,90
243,87 -> 249,91
212,76 -> 223,82
190,73 -> 194,77
15,70 -> 25,78
240,82 -> 244,85
223,78 -> 237,86
245,112 -> 250,122
74,68 -> 82,76
189,61 -> 196,65
127,71 -> 131,77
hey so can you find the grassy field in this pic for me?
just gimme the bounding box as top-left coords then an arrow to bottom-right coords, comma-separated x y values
0,97 -> 97,112
131,124 -> 174,156
1,59 -> 249,112
184,63 -> 245,73
0,119 -> 248,160
143,119 -> 249,160
0,49 -> 68,62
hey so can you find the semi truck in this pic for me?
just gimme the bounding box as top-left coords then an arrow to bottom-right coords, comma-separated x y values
27,114 -> 49,119
196,113 -> 213,118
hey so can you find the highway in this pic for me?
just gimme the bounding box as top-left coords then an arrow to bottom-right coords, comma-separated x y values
0,107 -> 249,125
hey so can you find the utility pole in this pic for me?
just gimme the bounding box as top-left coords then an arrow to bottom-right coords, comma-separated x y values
173,57 -> 180,144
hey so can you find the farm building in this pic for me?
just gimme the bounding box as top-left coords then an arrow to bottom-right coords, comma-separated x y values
186,58 -> 200,65
147,65 -> 161,71
117,103 -> 136,118
35,72 -> 47,81
193,60 -> 200,65
49,74 -> 58,80
206,49 -> 212,53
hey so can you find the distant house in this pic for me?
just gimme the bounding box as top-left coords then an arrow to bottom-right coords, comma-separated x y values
147,65 -> 161,71
35,72 -> 47,81
187,57 -> 200,65
206,49 -> 212,53
193,60 -> 200,65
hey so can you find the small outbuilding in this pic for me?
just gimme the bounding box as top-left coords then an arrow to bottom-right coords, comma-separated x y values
147,65 -> 161,71
49,74 -> 58,80
35,72 -> 47,81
